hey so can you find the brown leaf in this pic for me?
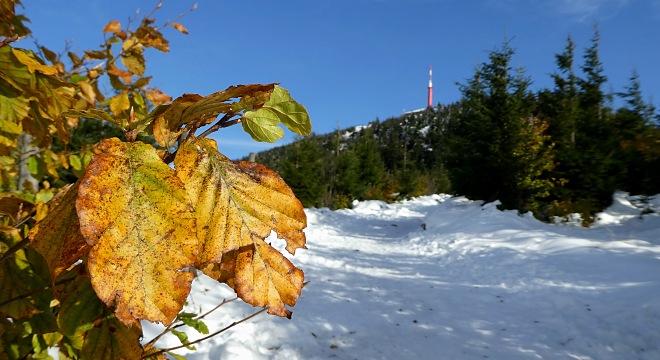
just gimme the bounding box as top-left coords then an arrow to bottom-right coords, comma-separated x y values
171,23 -> 189,34
28,181 -> 90,280
76,138 -> 198,326
144,88 -> 172,106
103,20 -> 121,33
152,93 -> 202,148
107,66 -> 132,84
175,138 -> 306,317
0,195 -> 35,222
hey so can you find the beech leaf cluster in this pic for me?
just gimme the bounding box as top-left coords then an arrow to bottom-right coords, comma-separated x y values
1,1 -> 312,358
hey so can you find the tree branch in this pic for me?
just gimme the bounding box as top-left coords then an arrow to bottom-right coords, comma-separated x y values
197,114 -> 241,139
144,296 -> 239,347
0,35 -> 26,48
141,307 -> 268,359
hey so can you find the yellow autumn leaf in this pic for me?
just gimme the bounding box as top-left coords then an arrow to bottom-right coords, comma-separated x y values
108,91 -> 130,116
202,243 -> 304,318
28,181 -> 90,280
76,138 -> 198,326
78,80 -> 96,105
174,137 -> 306,317
11,48 -> 58,75
103,20 -> 121,33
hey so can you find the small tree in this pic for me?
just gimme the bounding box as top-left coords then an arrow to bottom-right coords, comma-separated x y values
1,2 -> 311,359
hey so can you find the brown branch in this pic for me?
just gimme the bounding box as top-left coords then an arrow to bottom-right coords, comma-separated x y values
162,2 -> 198,28
0,35 -> 26,48
141,307 -> 268,359
197,114 -> 240,139
144,296 -> 239,347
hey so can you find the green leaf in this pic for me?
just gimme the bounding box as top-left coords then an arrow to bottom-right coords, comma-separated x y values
168,351 -> 188,360
0,95 -> 30,125
265,86 -> 311,136
79,312 -> 144,359
56,272 -> 104,349
241,85 -> 311,142
69,154 -> 82,171
180,316 -> 209,335
0,227 -> 52,320
241,109 -> 284,142
170,329 -> 196,350
0,46 -> 34,91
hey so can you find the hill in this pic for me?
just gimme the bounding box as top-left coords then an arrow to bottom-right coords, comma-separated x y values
248,105 -> 457,209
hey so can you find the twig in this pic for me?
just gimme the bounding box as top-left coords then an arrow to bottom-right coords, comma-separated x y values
194,297 -> 239,321
141,307 -> 268,359
0,237 -> 30,264
162,2 -> 198,28
0,276 -> 75,309
144,296 -> 239,347
197,114 -> 240,139
0,35 -> 26,48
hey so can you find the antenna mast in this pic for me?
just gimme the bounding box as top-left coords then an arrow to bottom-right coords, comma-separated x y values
427,65 -> 433,108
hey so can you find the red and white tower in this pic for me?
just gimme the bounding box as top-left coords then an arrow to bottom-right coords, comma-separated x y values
427,65 -> 433,108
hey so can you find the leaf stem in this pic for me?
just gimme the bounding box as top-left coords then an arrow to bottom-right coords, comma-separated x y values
141,307 -> 268,359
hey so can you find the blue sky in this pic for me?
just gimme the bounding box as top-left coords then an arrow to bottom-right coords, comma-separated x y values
22,0 -> 660,159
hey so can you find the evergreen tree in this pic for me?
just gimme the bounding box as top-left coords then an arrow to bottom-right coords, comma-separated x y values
333,146 -> 362,202
573,26 -> 617,209
354,127 -> 387,200
613,71 -> 659,194
280,137 -> 326,208
444,42 -> 548,210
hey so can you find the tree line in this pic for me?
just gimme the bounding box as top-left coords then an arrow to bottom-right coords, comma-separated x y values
253,29 -> 660,224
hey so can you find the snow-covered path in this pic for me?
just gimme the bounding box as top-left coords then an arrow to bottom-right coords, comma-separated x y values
144,194 -> 660,360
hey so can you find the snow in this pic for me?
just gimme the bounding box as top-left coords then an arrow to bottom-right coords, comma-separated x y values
141,192 -> 660,360
341,124 -> 372,140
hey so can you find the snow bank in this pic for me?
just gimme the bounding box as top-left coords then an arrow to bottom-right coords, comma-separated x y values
141,194 -> 660,360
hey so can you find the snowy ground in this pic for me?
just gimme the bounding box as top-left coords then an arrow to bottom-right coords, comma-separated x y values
142,192 -> 660,360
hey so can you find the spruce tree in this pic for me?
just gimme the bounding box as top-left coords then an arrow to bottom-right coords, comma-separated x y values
574,26 -> 617,209
444,42 -> 548,210
280,137 -> 326,208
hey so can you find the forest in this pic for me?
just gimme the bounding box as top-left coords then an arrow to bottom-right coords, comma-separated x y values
253,30 -> 660,224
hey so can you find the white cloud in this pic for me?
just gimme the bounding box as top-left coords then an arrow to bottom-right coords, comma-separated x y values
554,0 -> 630,21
